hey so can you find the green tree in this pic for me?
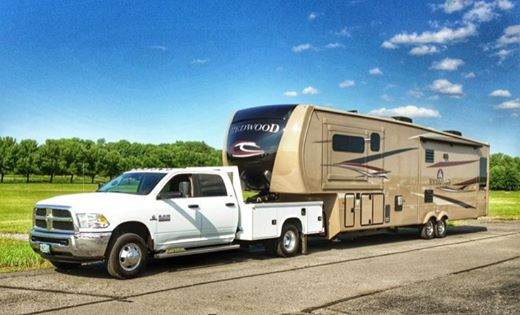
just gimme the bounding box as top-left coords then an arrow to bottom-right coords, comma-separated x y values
15,139 -> 39,183
0,137 -> 16,182
39,139 -> 62,183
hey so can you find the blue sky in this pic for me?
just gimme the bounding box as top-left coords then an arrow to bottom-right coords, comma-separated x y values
0,0 -> 519,154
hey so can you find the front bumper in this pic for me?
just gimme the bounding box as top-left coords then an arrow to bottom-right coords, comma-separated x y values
30,229 -> 112,262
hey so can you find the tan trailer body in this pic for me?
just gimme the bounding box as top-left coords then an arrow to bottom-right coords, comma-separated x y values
223,104 -> 489,239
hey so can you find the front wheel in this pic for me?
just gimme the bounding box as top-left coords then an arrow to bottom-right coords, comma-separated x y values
106,233 -> 148,279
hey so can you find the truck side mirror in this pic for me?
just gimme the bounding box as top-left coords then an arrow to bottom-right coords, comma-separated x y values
157,191 -> 183,200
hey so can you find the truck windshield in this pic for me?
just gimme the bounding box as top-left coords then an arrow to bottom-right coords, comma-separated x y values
98,172 -> 166,195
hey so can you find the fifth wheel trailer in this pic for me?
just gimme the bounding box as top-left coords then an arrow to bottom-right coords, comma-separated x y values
223,104 -> 490,239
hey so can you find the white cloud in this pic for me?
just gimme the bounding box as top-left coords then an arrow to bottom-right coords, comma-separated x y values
409,45 -> 439,56
369,67 -> 383,75
284,90 -> 298,97
381,94 -> 393,102
497,25 -> 520,47
381,41 -> 398,49
407,89 -> 424,98
495,48 -> 513,62
490,89 -> 512,97
149,45 -> 168,51
335,27 -> 351,37
383,24 -> 476,48
191,58 -> 208,65
325,42 -> 345,49
431,57 -> 465,71
292,43 -> 315,53
369,105 -> 440,118
463,1 -> 497,23
430,79 -> 464,96
496,0 -> 514,10
308,12 -> 318,21
339,80 -> 355,88
302,86 -> 319,95
441,0 -> 473,13
464,72 -> 476,78
497,98 -> 520,109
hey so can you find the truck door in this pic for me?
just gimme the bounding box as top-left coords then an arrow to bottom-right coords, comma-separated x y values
154,173 -> 202,247
194,173 -> 239,245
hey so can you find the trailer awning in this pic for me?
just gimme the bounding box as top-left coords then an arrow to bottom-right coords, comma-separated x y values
411,132 -> 485,147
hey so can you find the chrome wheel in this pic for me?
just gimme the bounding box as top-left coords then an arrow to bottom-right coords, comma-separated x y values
436,221 -> 445,235
425,221 -> 434,237
119,243 -> 142,272
283,230 -> 297,252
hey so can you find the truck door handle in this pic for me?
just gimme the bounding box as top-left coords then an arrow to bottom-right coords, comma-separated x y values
188,204 -> 199,209
225,202 -> 235,207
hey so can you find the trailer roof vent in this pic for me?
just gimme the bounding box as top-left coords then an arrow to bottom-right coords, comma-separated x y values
348,110 -> 358,113
392,116 -> 413,123
444,130 -> 462,136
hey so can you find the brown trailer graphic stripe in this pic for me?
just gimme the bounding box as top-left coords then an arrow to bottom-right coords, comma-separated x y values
343,147 -> 418,164
432,193 -> 476,209
427,159 -> 478,168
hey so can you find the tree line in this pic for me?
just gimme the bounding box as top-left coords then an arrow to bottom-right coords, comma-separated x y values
1,136 -> 519,190
0,137 -> 222,183
490,153 -> 520,191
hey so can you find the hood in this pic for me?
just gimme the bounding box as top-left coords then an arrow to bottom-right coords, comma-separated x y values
36,192 -> 148,212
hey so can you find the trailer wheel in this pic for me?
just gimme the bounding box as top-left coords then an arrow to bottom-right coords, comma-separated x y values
420,219 -> 435,240
272,223 -> 301,257
434,218 -> 447,238
106,233 -> 148,279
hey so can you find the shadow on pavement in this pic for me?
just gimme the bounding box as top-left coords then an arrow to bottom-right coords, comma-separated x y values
55,224 -> 488,279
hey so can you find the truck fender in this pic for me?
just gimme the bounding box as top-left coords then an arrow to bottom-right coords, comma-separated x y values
278,217 -> 303,236
435,211 -> 449,222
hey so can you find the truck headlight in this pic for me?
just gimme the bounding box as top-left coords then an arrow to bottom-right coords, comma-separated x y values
76,213 -> 110,228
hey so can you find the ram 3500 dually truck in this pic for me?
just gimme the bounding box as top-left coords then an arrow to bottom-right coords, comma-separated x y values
29,167 -> 323,278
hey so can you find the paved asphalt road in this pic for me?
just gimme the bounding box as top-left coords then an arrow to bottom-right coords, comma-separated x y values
1,220 -> 519,314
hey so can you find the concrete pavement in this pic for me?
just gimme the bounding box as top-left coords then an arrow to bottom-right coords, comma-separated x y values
0,220 -> 518,314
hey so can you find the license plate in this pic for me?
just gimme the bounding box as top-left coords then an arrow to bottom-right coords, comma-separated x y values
39,243 -> 51,254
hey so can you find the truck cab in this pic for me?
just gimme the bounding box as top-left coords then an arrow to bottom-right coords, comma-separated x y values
30,167 -> 323,278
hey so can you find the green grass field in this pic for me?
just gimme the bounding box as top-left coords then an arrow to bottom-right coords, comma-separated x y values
0,183 -> 518,273
0,183 -> 98,234
488,190 -> 520,219
0,238 -> 50,273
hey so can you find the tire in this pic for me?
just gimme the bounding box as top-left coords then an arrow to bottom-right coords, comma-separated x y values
50,261 -> 81,270
420,219 -> 436,240
106,233 -> 148,279
272,223 -> 301,257
434,218 -> 447,238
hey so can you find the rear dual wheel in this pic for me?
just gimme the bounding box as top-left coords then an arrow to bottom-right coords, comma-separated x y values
266,223 -> 301,257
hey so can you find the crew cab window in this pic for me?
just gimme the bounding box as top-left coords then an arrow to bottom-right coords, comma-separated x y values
195,174 -> 227,197
332,134 -> 365,153
161,174 -> 194,197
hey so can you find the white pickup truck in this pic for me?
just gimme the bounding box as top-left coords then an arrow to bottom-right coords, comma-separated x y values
30,167 -> 323,278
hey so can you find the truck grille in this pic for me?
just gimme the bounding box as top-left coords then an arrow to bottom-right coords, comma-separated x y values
34,208 -> 74,231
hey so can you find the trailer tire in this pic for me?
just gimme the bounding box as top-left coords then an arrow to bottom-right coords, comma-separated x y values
434,218 -> 447,238
420,219 -> 435,240
106,233 -> 148,279
274,223 -> 301,257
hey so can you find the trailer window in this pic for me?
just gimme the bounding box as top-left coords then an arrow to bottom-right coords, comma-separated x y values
332,135 -> 365,153
479,157 -> 487,188
196,174 -> 228,197
370,133 -> 380,152
425,149 -> 434,163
